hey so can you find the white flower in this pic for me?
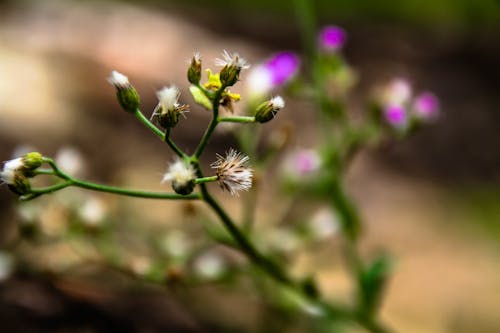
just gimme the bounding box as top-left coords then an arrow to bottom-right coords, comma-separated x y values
383,78 -> 412,106
107,70 -> 130,89
270,95 -> 285,110
78,197 -> 106,226
211,149 -> 253,196
309,208 -> 340,240
215,50 -> 250,70
246,65 -> 273,97
55,147 -> 85,176
156,85 -> 180,112
162,158 -> 196,187
193,252 -> 226,280
0,157 -> 24,185
160,230 -> 191,258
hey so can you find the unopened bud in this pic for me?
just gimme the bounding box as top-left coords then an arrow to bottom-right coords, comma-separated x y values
8,175 -> 31,195
255,96 -> 285,123
22,152 -> 43,171
187,53 -> 202,84
108,70 -> 140,113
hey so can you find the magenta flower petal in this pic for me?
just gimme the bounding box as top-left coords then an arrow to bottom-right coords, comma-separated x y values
384,105 -> 407,127
414,92 -> 439,118
319,25 -> 346,51
263,51 -> 300,86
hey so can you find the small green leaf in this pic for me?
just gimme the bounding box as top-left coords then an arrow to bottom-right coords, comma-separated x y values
189,85 -> 212,110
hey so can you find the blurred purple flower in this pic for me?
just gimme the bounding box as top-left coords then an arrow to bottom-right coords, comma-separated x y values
247,51 -> 300,97
288,149 -> 321,176
318,25 -> 346,51
413,92 -> 439,119
384,105 -> 407,128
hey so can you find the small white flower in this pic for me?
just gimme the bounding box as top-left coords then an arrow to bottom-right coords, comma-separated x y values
270,95 -> 285,110
55,147 -> 85,176
246,65 -> 273,97
160,230 -> 191,258
107,70 -> 130,89
383,78 -> 412,106
78,197 -> 106,226
162,158 -> 196,187
193,252 -> 226,280
215,50 -> 250,70
1,157 -> 24,185
211,148 -> 253,196
309,208 -> 340,240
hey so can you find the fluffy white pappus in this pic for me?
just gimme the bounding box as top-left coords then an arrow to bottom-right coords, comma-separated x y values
107,70 -> 130,88
0,157 -> 24,184
211,148 -> 253,196
215,50 -> 250,70
156,85 -> 180,112
270,95 -> 285,110
162,158 -> 196,187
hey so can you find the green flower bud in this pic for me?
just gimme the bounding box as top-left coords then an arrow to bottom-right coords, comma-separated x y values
22,152 -> 43,170
187,53 -> 202,85
108,70 -> 140,113
215,51 -> 249,87
8,175 -> 31,195
255,96 -> 285,123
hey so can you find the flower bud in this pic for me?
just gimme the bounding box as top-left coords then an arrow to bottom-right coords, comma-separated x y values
255,96 -> 285,123
162,158 -> 196,195
8,174 -> 31,195
187,53 -> 202,85
22,152 -> 43,170
153,86 -> 189,129
215,51 -> 249,87
107,70 -> 140,113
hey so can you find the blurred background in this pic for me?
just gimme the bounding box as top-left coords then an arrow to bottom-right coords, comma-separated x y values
0,0 -> 499,332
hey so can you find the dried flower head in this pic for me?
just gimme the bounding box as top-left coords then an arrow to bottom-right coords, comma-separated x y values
162,158 -> 196,195
211,149 -> 253,196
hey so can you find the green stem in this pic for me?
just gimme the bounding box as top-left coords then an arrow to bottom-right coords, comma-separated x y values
165,129 -> 187,158
199,183 -> 292,286
31,181 -> 74,194
192,85 -> 226,158
134,109 -> 165,140
194,176 -> 218,184
218,116 -> 256,123
71,178 -> 200,200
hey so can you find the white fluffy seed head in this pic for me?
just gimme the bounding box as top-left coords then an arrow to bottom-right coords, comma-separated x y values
211,148 -> 253,196
1,158 -> 24,184
107,70 -> 130,88
162,158 -> 196,187
156,85 -> 180,111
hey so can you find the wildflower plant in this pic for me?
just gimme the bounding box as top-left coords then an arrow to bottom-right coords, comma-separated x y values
1,2 -> 442,332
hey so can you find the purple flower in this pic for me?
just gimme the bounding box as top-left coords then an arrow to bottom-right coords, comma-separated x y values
384,105 -> 407,128
413,92 -> 439,119
318,25 -> 346,51
246,51 -> 300,96
263,51 -> 300,85
286,149 -> 321,177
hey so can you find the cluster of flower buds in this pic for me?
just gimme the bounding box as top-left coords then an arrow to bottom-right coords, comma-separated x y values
1,152 -> 43,195
378,78 -> 440,131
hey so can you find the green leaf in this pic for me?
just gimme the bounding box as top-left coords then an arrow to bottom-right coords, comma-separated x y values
189,85 -> 212,110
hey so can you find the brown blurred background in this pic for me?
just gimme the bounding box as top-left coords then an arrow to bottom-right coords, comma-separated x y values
0,0 -> 499,332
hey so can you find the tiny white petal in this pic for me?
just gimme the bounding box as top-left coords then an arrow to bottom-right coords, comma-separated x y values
215,50 -> 250,70
1,157 -> 24,184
